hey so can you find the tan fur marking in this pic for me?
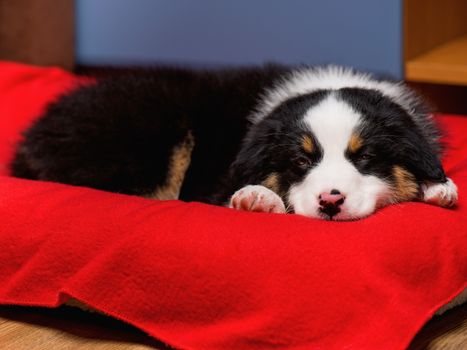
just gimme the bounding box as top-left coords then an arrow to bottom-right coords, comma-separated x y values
301,135 -> 314,154
148,131 -> 195,200
262,173 -> 280,194
392,166 -> 419,202
348,133 -> 363,153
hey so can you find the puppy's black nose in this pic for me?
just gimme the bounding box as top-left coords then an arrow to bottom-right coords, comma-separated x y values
318,191 -> 345,219
319,203 -> 341,218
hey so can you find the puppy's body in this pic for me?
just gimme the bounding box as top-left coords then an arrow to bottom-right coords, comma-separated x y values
12,66 -> 286,202
11,65 -> 457,220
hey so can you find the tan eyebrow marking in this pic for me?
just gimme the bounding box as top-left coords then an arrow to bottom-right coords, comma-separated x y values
301,135 -> 314,154
348,133 -> 363,153
392,166 -> 419,202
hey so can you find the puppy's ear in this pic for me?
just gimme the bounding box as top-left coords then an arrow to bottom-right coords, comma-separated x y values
410,147 -> 446,182
230,138 -> 269,185
229,118 -> 284,185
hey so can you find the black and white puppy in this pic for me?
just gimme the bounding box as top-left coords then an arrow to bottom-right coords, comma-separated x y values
11,65 -> 458,220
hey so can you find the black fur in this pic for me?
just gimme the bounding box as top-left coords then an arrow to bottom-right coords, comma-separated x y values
12,65 -> 289,202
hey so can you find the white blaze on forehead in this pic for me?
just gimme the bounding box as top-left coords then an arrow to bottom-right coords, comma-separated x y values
297,94 -> 363,199
303,94 -> 360,156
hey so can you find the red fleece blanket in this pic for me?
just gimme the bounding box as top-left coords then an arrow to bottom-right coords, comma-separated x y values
0,61 -> 466,350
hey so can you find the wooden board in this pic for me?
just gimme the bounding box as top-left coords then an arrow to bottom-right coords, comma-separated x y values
406,35 -> 467,86
0,0 -> 74,70
0,306 -> 171,350
0,303 -> 466,350
404,0 -> 467,61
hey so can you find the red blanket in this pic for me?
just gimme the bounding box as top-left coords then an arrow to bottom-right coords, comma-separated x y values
0,61 -> 466,350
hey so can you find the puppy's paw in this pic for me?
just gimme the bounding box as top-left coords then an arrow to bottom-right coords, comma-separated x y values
230,185 -> 286,214
421,177 -> 458,208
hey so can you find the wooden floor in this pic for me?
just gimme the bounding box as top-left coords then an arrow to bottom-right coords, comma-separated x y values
408,303 -> 467,350
0,306 -> 172,350
0,303 -> 466,350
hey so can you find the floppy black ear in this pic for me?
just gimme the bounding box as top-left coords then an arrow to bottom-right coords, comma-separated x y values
401,127 -> 447,183
410,147 -> 446,183
207,129 -> 271,205
229,117 -> 286,184
229,136 -> 270,185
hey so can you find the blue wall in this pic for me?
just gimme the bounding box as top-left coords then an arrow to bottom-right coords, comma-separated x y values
76,0 -> 402,78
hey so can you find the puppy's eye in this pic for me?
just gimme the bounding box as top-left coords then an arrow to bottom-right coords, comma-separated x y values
357,153 -> 374,161
295,157 -> 311,168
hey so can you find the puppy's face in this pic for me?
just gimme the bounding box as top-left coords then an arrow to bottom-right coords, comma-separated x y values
232,88 -> 452,220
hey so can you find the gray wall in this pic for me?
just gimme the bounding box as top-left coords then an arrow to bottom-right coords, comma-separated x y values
76,0 -> 402,78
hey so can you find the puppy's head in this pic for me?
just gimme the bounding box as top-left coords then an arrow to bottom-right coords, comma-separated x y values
232,68 -> 457,220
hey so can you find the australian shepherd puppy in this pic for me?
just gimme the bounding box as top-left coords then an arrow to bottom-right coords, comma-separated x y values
11,65 -> 458,220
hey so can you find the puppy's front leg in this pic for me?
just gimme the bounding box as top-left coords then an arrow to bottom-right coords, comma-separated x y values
229,185 -> 286,214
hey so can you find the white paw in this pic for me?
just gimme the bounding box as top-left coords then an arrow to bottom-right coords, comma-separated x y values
229,185 -> 286,214
421,177 -> 458,208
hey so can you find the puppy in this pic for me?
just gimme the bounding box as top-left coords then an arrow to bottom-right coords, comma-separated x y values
11,65 -> 457,220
